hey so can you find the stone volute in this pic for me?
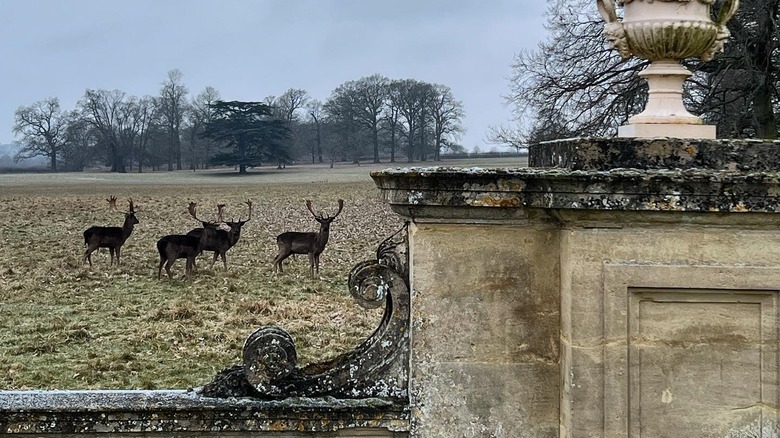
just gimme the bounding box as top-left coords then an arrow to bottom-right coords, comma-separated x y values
597,0 -> 739,139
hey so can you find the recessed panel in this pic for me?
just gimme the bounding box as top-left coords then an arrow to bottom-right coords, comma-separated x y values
630,295 -> 764,436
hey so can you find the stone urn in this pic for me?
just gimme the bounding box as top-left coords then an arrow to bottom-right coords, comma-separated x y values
597,0 -> 739,139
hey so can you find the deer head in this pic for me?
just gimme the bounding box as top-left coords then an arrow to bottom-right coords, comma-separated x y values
126,198 -> 138,224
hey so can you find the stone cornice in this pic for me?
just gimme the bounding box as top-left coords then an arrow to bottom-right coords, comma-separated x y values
371,167 -> 780,224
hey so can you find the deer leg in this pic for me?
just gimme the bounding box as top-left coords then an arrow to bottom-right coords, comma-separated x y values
157,258 -> 166,280
210,251 -> 219,269
84,245 -> 97,267
308,253 -> 316,277
185,257 -> 194,278
314,254 -> 321,275
165,259 -> 175,278
109,247 -> 116,265
274,251 -> 290,273
115,247 -> 121,265
220,252 -> 227,270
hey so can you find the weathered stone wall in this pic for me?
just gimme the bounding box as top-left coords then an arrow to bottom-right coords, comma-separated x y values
409,223 -> 560,437
372,149 -> 780,436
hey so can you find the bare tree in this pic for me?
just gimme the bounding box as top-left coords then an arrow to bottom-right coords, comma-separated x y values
496,0 -> 644,147
61,112 -> 98,171
276,88 -> 309,123
13,98 -> 67,171
353,75 -> 389,163
135,96 -> 158,173
186,86 -> 221,169
273,88 -> 310,168
428,84 -> 465,161
306,99 -> 325,163
688,0 -> 780,138
324,87 -> 367,163
159,69 -> 189,170
392,79 -> 433,162
383,84 -> 403,163
79,89 -> 132,172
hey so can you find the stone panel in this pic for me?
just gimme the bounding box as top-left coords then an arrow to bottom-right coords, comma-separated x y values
600,264 -> 780,437
409,223 -> 560,437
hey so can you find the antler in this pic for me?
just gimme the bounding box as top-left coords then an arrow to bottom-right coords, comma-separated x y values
306,199 -> 344,220
188,202 -> 203,223
242,200 -> 253,222
127,198 -> 135,213
107,196 -> 118,211
332,199 -> 344,219
305,200 -> 321,220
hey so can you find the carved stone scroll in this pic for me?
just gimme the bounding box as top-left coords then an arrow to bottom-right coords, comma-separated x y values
203,224 -> 410,400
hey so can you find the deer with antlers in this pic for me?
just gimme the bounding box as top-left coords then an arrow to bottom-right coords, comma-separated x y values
187,200 -> 253,270
274,199 -> 344,277
156,202 -> 220,279
83,197 -> 139,267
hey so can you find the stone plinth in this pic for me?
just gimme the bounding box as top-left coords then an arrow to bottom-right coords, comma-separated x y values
617,123 -> 716,139
529,137 -> 780,171
372,144 -> 780,436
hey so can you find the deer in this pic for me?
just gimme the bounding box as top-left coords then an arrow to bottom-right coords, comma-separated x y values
274,199 -> 344,277
186,201 -> 253,270
83,197 -> 139,267
156,202 -> 219,279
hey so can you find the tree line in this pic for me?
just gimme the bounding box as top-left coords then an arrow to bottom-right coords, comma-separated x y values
12,70 -> 465,172
492,0 -> 778,147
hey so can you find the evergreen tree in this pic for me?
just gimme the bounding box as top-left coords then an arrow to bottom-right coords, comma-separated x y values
200,101 -> 290,174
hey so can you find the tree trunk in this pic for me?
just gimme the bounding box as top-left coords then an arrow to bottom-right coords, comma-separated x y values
316,125 -> 323,163
390,128 -> 396,163
176,141 -> 182,170
406,130 -> 415,163
754,85 -> 777,139
752,3 -> 778,140
239,164 -> 247,174
373,129 -> 380,163
113,154 -> 126,173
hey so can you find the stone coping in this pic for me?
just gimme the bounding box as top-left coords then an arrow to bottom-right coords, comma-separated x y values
371,167 -> 780,221
529,137 -> 780,171
0,390 -> 409,434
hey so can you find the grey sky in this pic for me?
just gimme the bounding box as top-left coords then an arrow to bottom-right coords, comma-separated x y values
0,1 -> 548,151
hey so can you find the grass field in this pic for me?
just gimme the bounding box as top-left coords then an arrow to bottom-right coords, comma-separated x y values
0,157 -> 527,390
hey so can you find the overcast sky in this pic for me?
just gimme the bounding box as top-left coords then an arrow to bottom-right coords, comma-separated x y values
0,1 -> 548,151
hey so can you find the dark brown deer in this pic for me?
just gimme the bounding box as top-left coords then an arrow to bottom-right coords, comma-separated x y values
187,201 -> 253,270
156,202 -> 219,279
83,197 -> 139,267
274,199 -> 344,276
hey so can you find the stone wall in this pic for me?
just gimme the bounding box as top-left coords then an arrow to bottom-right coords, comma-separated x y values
372,147 -> 780,436
409,223 -> 560,437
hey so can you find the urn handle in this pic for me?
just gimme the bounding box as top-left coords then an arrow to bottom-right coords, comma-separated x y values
714,0 -> 739,26
596,0 -> 619,23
